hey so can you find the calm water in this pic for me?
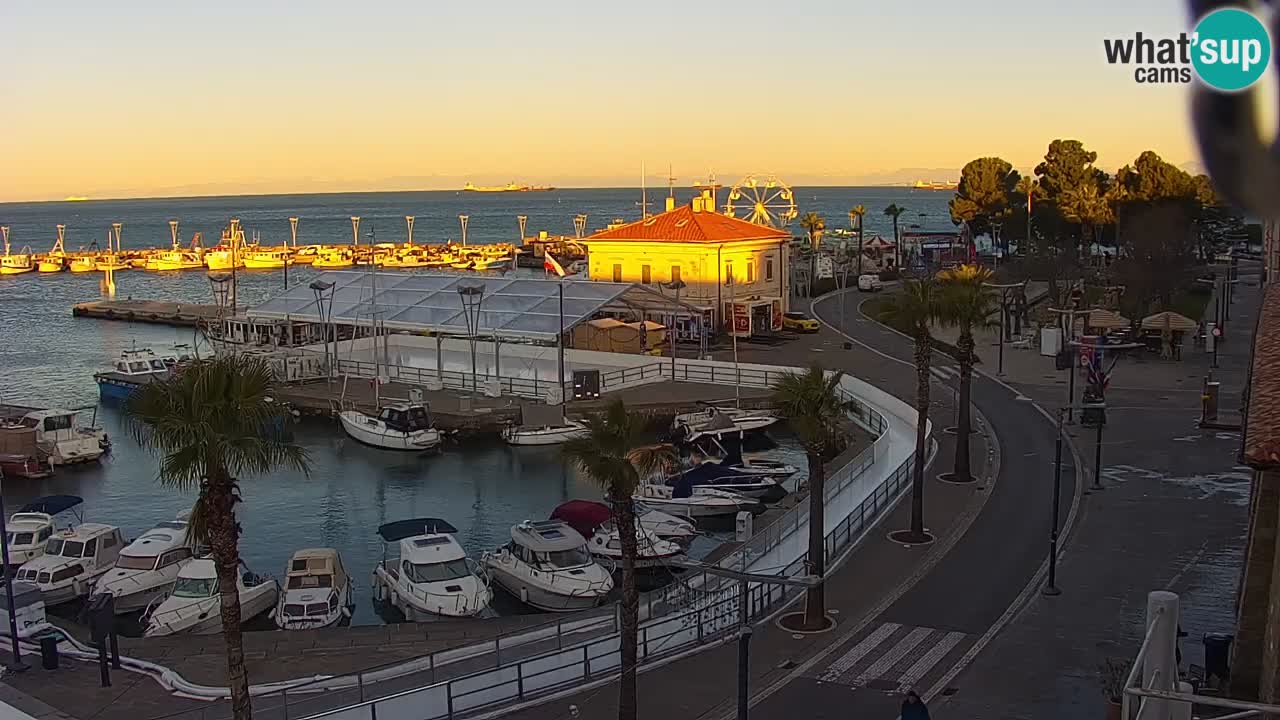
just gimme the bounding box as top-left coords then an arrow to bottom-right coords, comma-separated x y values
0,187 -> 943,625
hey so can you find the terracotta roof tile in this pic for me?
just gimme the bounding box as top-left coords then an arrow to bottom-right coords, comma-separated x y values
585,205 -> 790,244
1245,284 -> 1280,468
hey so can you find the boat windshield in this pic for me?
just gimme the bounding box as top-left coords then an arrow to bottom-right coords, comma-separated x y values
46,539 -> 85,558
539,548 -> 592,569
6,532 -> 33,546
287,573 -> 333,590
173,577 -> 218,598
406,559 -> 471,583
116,554 -> 158,571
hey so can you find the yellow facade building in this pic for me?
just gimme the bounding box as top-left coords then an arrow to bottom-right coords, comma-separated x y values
582,193 -> 791,337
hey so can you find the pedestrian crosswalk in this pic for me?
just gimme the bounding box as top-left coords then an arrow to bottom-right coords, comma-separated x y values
928,365 -> 960,383
812,623 -> 971,692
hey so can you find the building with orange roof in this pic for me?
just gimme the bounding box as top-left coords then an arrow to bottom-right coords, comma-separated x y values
582,192 -> 792,338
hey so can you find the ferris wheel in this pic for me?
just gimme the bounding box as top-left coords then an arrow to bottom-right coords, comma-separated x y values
724,174 -> 798,228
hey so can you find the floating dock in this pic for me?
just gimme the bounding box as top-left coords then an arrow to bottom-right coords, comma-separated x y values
72,299 -> 222,327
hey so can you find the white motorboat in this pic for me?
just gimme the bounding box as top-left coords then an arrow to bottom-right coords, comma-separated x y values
9,409 -> 108,465
94,516 -> 194,614
502,404 -> 589,446
693,435 -> 798,482
483,520 -> 614,613
551,499 -> 696,553
0,581 -> 52,639
633,482 -> 760,519
371,519 -> 491,619
339,402 -> 442,451
5,495 -> 83,566
144,559 -> 279,636
673,406 -> 780,443
14,523 -> 125,605
663,462 -> 786,501
585,523 -> 685,569
278,548 -> 355,630
631,501 -> 698,545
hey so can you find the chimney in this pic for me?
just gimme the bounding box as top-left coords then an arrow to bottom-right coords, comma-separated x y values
665,196 -> 676,212
701,189 -> 714,213
692,196 -> 704,213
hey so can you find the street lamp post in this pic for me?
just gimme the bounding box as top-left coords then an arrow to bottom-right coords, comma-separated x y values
459,215 -> 470,247
457,282 -> 485,392
1044,405 -> 1066,596
517,215 -> 528,245
983,281 -> 1026,376
310,280 -> 335,381
727,268 -> 741,408
664,278 -> 687,380
405,216 -> 415,246
287,217 -> 299,290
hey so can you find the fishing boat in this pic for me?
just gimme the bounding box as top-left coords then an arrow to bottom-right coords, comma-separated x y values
37,256 -> 65,273
501,405 -> 589,446
242,247 -> 294,269
339,401 -> 442,451
278,548 -> 355,630
14,523 -> 126,605
549,501 -> 686,569
473,256 -> 513,271
4,495 -> 82,566
9,409 -> 108,465
94,254 -> 129,272
143,559 -> 279,636
94,514 -> 194,614
0,247 -> 35,275
69,255 -> 99,272
94,347 -> 186,402
0,582 -> 52,639
291,245 -> 321,265
633,481 -> 760,519
145,250 -> 204,271
371,519 -> 491,619
483,520 -> 614,612
312,247 -> 355,268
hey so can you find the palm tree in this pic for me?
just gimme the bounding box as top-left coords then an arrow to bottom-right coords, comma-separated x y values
799,212 -> 826,296
936,265 -> 998,483
772,364 -> 858,629
883,203 -> 906,270
881,279 -> 942,542
849,205 -> 867,274
125,356 -> 309,720
563,398 -> 676,720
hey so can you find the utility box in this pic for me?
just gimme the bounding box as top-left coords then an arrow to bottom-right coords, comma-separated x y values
735,511 -> 754,542
1041,327 -> 1063,357
572,370 -> 601,400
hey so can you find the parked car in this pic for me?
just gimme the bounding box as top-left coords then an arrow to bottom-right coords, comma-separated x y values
858,274 -> 884,292
782,311 -> 819,333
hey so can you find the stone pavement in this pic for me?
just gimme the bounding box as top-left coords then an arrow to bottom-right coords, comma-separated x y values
925,271 -> 1261,719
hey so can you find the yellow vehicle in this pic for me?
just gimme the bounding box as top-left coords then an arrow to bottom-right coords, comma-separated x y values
782,311 -> 819,333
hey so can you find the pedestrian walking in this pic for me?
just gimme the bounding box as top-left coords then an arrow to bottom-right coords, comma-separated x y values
901,690 -> 930,720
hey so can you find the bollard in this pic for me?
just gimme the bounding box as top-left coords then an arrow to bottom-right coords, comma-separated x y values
1145,591 -> 1180,719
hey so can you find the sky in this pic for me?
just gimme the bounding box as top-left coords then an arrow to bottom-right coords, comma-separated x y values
0,0 -> 1218,202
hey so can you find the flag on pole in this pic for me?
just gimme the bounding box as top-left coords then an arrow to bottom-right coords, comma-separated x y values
544,252 -> 567,277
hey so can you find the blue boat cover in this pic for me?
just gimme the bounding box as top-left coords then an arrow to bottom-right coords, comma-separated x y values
377,518 -> 457,541
18,495 -> 83,516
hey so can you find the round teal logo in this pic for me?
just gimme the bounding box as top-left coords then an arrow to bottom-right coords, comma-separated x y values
1192,8 -> 1271,91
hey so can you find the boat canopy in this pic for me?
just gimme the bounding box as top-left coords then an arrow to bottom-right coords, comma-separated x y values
378,405 -> 432,433
701,411 -> 738,432
287,548 -> 347,590
550,500 -> 612,540
19,495 -> 83,516
512,520 -> 587,552
665,462 -> 752,488
520,403 -> 569,428
378,518 -> 458,542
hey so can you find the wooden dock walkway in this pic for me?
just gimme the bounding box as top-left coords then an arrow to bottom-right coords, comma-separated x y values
72,299 -> 222,327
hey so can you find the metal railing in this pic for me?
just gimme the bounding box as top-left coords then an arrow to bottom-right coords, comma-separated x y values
147,365 -> 909,720
333,358 -> 559,400
1122,590 -> 1279,719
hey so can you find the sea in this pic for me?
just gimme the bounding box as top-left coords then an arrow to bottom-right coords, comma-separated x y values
0,187 -> 951,627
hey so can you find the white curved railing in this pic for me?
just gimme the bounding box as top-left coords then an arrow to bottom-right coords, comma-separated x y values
145,357 -> 923,720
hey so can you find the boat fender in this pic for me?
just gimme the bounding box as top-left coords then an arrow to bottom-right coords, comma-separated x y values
341,606 -> 352,619
520,587 -> 529,605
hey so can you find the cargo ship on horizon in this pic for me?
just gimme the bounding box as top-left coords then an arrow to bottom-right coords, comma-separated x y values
463,182 -> 556,193
911,180 -> 958,191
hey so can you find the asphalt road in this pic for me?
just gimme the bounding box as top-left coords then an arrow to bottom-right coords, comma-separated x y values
743,291 -> 1077,718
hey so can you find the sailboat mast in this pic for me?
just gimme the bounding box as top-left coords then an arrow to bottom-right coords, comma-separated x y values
641,161 -> 648,219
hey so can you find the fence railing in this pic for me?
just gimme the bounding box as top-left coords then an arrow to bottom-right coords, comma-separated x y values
333,359 -> 560,401
148,362 -> 909,720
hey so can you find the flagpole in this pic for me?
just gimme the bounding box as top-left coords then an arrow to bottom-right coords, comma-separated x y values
558,279 -> 566,405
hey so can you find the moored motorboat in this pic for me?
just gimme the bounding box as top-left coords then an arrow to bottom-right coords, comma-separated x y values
0,248 -> 35,275
371,519 -> 491,619
483,520 -> 614,612
242,247 -> 294,269
94,514 -> 194,614
550,501 -> 686,569
4,496 -> 82,566
663,462 -> 787,501
278,548 -> 354,630
69,255 -> 98,272
502,405 -> 588,446
144,559 -> 279,636
339,402 -> 442,451
0,454 -> 53,480
94,347 -> 187,402
15,523 -> 126,605
672,405 -> 780,442
633,481 -> 761,519
9,409 -> 107,465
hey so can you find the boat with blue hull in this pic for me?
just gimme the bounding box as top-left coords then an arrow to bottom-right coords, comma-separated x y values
94,347 -> 191,402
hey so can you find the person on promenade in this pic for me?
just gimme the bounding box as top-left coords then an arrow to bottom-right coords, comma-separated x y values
901,690 -> 931,720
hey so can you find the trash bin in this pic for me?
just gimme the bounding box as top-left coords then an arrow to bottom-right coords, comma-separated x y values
1204,633 -> 1234,681
40,636 -> 59,670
